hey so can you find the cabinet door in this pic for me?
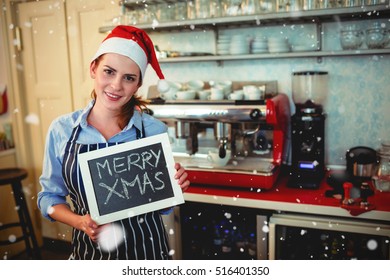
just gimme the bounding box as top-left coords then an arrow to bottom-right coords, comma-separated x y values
18,0 -> 73,165
65,0 -> 119,110
18,0 -> 73,242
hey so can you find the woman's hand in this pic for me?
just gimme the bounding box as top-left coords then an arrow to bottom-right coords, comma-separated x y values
75,214 -> 100,242
50,204 -> 100,242
174,162 -> 190,192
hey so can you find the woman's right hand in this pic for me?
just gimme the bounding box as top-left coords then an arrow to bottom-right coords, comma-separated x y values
49,204 -> 100,242
75,214 -> 99,242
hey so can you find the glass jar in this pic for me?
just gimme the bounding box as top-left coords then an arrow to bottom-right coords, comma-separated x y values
373,143 -> 390,192
195,0 -> 210,19
339,24 -> 364,50
175,2 -> 188,21
366,22 -> 388,49
209,0 -> 222,18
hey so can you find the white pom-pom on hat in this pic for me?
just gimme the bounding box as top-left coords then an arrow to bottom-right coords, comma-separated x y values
157,79 -> 170,93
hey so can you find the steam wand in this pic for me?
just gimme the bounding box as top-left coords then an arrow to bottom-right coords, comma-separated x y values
241,123 -> 261,137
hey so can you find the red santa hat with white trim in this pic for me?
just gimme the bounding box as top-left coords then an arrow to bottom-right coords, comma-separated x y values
91,25 -> 170,93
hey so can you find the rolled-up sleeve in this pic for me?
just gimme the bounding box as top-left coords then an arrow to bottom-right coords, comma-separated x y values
38,121 -> 70,221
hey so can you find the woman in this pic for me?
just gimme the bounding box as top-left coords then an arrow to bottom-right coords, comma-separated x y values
38,26 -> 190,260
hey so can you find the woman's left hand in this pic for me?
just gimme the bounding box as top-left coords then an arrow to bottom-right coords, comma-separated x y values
174,163 -> 190,192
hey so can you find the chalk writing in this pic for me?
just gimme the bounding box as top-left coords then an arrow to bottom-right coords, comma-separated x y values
86,143 -> 173,216
95,149 -> 162,179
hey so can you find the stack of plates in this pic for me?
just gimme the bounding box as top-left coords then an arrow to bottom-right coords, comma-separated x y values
251,36 -> 268,54
230,34 -> 250,55
217,35 -> 230,55
268,37 -> 290,53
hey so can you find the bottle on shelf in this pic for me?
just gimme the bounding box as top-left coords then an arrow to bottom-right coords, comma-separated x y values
246,231 -> 257,259
319,233 -> 331,259
373,143 -> 390,192
211,222 -> 223,259
221,228 -> 233,259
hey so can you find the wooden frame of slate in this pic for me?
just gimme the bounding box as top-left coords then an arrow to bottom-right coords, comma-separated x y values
79,133 -> 184,225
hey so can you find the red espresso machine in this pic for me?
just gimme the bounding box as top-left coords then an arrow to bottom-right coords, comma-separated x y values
147,83 -> 290,190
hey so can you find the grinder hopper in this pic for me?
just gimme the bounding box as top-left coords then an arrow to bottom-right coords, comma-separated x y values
292,71 -> 328,108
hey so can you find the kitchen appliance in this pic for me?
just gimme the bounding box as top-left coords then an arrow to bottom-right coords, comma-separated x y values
179,201 -> 268,260
269,214 -> 390,259
147,81 -> 290,190
289,71 -> 328,189
346,146 -> 377,179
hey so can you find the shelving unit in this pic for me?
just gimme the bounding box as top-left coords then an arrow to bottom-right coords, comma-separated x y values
101,5 -> 390,32
99,3 -> 390,62
157,48 -> 390,63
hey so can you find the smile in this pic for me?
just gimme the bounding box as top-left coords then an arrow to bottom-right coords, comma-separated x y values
105,91 -> 121,99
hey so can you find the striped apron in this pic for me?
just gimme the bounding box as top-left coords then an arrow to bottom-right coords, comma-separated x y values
62,124 -> 170,260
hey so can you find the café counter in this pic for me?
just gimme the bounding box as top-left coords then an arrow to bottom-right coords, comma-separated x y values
183,171 -> 390,223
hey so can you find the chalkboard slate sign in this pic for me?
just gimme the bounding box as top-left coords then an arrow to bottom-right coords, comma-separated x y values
79,133 -> 184,225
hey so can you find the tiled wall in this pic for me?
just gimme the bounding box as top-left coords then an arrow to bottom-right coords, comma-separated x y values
141,20 -> 390,166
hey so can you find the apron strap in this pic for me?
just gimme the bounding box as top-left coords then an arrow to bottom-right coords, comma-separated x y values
69,124 -> 82,143
136,122 -> 145,139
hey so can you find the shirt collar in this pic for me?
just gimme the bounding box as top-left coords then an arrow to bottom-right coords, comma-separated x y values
78,100 -> 95,129
130,109 -> 143,133
77,99 -> 143,133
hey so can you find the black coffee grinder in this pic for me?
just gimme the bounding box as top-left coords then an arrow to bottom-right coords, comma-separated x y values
289,71 -> 328,189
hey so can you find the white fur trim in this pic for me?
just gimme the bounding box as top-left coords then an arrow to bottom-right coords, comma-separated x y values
91,37 -> 148,78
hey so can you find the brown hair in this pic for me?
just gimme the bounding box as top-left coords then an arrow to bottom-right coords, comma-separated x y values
90,56 -> 150,129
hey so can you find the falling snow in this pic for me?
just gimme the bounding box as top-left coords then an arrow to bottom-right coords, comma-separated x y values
25,113 -> 40,125
8,234 -> 16,243
97,223 -> 125,253
367,239 -> 378,251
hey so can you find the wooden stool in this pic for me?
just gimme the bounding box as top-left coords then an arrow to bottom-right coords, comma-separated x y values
0,168 -> 41,259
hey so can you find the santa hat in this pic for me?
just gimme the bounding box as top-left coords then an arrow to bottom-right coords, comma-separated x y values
91,25 -> 169,93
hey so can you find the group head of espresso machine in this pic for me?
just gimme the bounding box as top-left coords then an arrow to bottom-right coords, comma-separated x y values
147,93 -> 291,190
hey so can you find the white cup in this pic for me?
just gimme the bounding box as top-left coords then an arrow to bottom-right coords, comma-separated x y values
175,90 -> 196,100
247,92 -> 262,100
207,150 -> 231,167
215,80 -> 233,95
209,87 -> 225,100
160,89 -> 177,100
187,80 -> 205,91
198,89 -> 211,100
243,85 -> 261,100
160,82 -> 181,100
228,90 -> 244,100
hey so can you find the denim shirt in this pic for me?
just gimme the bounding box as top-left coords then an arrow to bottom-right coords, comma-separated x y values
38,100 -> 168,221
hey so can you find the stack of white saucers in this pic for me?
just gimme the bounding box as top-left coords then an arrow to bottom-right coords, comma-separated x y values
217,35 -> 231,55
251,36 -> 268,54
268,37 -> 290,53
229,34 -> 250,55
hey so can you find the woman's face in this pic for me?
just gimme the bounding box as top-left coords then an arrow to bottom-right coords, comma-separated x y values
90,53 -> 141,113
